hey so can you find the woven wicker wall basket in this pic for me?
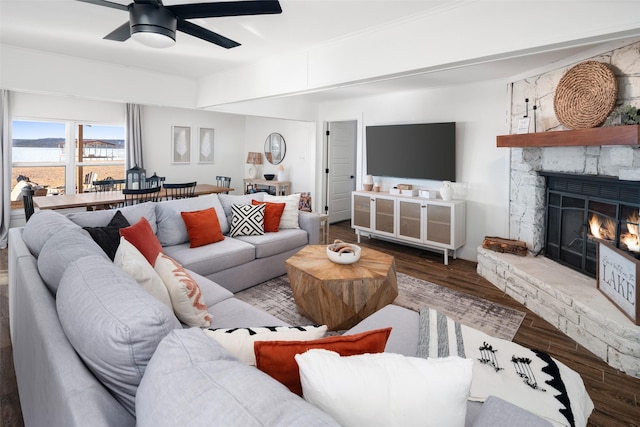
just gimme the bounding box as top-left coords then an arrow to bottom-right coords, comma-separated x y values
553,61 -> 618,129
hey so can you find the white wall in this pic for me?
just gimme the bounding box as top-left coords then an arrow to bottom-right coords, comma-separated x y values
244,116 -> 317,196
141,105 -> 247,192
317,80 -> 510,261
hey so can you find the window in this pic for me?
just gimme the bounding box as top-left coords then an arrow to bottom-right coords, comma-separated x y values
11,120 -> 125,209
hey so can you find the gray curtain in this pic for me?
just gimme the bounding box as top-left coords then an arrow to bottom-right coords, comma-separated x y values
0,90 -> 12,248
125,103 -> 143,169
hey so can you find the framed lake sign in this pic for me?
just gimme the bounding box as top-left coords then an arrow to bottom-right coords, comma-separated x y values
597,241 -> 639,325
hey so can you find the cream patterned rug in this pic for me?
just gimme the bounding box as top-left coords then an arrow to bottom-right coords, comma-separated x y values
235,272 -> 525,341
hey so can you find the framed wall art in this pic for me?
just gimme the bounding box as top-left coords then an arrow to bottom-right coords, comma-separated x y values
172,125 -> 191,164
198,127 -> 215,163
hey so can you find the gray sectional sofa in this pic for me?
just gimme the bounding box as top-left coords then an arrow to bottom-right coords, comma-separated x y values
8,193 -> 558,426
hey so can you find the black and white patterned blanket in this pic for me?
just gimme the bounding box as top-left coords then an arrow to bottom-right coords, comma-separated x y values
416,308 -> 593,427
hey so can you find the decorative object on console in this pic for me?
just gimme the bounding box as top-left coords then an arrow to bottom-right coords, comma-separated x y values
246,151 -> 263,179
263,174 -> 275,180
440,180 -> 453,200
277,164 -> 286,182
553,60 -> 617,129
126,164 -> 146,190
373,183 -> 380,192
363,174 -> 374,191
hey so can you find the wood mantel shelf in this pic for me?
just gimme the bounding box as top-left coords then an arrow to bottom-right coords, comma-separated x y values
497,125 -> 640,147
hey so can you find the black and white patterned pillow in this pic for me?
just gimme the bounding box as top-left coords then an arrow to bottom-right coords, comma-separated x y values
229,204 -> 265,237
204,325 -> 328,365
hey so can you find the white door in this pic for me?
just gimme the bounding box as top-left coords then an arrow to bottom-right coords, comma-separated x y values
326,120 -> 357,223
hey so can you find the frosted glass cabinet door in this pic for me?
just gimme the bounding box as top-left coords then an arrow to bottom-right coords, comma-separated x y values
426,204 -> 451,245
352,194 -> 371,229
374,197 -> 395,235
398,200 -> 422,241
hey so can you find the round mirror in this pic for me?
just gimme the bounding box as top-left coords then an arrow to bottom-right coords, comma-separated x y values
264,133 -> 286,165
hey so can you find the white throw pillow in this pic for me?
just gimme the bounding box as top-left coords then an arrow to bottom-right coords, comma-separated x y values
114,237 -> 172,308
204,325 -> 327,365
264,193 -> 301,229
295,350 -> 473,427
154,253 -> 212,328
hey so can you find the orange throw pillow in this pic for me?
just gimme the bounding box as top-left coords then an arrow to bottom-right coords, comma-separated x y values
119,217 -> 163,266
181,208 -> 224,248
254,327 -> 391,396
251,200 -> 286,232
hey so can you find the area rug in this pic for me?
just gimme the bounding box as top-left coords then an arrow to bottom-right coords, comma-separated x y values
235,272 -> 525,340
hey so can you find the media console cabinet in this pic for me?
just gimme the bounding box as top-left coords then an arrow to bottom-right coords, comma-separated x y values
351,190 -> 466,265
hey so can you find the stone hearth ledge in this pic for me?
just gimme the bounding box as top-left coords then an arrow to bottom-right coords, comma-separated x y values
477,247 -> 640,379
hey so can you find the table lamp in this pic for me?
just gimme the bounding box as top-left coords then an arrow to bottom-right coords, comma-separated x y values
246,152 -> 263,178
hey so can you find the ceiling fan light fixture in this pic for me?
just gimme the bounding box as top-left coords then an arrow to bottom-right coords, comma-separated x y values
131,27 -> 176,48
129,3 -> 177,48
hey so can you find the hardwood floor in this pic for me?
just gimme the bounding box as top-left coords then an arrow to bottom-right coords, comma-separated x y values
1,222 -> 639,426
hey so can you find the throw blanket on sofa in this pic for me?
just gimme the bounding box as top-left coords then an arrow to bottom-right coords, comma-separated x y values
417,308 -> 593,427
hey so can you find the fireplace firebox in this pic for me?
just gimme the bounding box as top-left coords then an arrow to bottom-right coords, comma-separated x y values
542,172 -> 640,277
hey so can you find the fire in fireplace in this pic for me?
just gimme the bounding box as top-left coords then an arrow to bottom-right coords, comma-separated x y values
542,172 -> 640,277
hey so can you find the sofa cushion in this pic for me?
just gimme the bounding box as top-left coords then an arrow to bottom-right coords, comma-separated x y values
162,237 -> 255,277
208,298 -> 289,329
264,193 -> 301,229
472,396 -> 553,427
56,255 -> 181,416
204,325 -> 328,365
295,350 -> 473,427
254,328 -> 391,396
234,228 -> 308,259
181,207 -> 224,248
67,202 -> 157,234
120,217 -> 164,266
83,210 -> 130,260
38,228 -> 109,295
136,328 -> 340,427
252,200 -> 286,232
218,193 -> 264,228
230,203 -> 265,237
155,194 -> 229,245
186,269 -> 234,307
154,253 -> 212,328
114,237 -> 172,308
22,210 -> 81,257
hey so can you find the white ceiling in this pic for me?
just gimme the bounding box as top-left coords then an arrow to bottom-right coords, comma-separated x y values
2,0 -> 640,105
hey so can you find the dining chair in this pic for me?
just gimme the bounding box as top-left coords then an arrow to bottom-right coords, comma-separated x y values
122,186 -> 161,206
216,176 -> 231,194
163,182 -> 197,200
93,178 -> 125,192
21,185 -> 35,222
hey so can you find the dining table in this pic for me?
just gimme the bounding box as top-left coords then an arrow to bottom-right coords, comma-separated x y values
33,183 -> 234,211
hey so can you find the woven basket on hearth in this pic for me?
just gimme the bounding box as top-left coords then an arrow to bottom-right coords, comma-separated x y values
553,60 -> 618,129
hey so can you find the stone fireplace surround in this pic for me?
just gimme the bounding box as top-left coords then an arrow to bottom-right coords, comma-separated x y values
477,127 -> 640,379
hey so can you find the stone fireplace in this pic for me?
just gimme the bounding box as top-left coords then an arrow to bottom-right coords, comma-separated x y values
477,126 -> 640,379
542,172 -> 640,277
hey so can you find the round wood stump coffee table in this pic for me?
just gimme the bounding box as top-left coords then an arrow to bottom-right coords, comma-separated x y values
285,245 -> 398,330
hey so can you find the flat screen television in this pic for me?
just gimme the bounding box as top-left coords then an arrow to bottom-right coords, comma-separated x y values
366,122 -> 456,181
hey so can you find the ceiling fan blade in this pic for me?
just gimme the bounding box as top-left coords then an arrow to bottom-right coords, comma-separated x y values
76,0 -> 129,12
177,20 -> 240,49
133,0 -> 163,6
104,22 -> 132,41
169,1 -> 282,19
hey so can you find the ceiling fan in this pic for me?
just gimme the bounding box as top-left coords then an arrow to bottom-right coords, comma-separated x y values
76,0 -> 282,49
